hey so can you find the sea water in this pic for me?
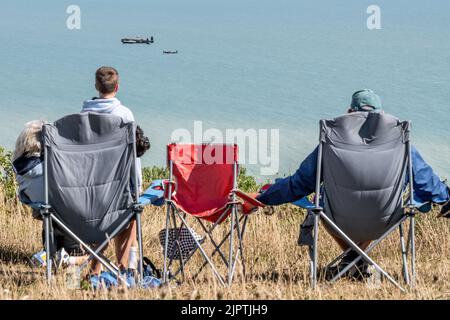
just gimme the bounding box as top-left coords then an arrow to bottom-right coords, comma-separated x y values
0,0 -> 448,179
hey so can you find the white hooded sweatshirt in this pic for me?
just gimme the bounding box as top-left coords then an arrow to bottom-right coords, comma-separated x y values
81,97 -> 142,192
82,98 -> 135,122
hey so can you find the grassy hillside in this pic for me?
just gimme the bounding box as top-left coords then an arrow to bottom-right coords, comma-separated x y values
0,147 -> 449,300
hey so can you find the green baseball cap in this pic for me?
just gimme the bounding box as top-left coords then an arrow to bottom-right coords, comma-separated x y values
350,89 -> 382,112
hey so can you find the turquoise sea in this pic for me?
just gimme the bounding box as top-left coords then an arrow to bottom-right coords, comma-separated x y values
0,0 -> 449,178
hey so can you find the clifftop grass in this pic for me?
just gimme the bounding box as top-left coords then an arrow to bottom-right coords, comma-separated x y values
0,147 -> 449,300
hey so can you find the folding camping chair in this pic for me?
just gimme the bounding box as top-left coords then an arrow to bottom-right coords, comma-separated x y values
161,143 -> 264,286
39,113 -> 144,284
306,112 -> 416,292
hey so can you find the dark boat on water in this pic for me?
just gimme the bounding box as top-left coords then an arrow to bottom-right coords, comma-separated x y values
163,50 -> 178,54
121,36 -> 154,44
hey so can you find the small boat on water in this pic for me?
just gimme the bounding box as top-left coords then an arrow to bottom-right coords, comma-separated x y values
163,50 -> 178,54
121,36 -> 154,44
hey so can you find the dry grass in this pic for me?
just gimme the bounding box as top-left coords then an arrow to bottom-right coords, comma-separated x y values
0,187 -> 449,300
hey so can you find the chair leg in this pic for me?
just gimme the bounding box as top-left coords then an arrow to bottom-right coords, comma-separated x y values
42,211 -> 133,285
162,205 -> 171,283
135,211 -> 144,282
326,248 -> 351,271
176,212 -> 226,286
50,213 -> 122,280
190,216 -> 244,281
171,211 -> 248,286
168,211 -> 180,276
229,208 -> 243,283
399,223 -> 410,285
163,207 -> 185,283
228,206 -> 236,286
311,212 -> 320,289
44,215 -> 52,285
198,219 -> 229,266
409,215 -> 416,286
320,212 -> 405,291
329,216 -> 407,284
237,216 -> 249,279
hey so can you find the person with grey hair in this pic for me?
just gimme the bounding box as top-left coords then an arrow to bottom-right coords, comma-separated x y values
12,120 -> 85,264
12,120 -> 46,212
12,118 -> 152,275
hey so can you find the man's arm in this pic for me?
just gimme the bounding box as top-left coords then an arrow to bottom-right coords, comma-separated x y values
130,157 -> 143,195
136,157 -> 143,194
409,146 -> 449,205
257,146 -> 319,205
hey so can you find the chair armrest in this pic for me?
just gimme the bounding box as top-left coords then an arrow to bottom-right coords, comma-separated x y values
163,180 -> 176,199
292,197 -> 315,209
233,190 -> 265,207
139,179 -> 166,206
29,202 -> 51,210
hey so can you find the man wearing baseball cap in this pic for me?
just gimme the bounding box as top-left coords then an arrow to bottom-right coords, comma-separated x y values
251,89 -> 449,281
349,89 -> 382,112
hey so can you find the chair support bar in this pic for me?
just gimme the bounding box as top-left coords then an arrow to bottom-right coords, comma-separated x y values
328,215 -> 408,283
49,213 -> 128,284
318,211 -> 405,292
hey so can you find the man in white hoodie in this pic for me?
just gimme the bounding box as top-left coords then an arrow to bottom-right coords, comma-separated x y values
82,66 -> 142,189
81,66 -> 141,275
82,67 -> 135,122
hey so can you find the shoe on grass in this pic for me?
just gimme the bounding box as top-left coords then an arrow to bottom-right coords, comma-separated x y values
121,269 -> 137,288
438,198 -> 450,218
140,275 -> 162,289
54,248 -> 70,269
89,271 -> 119,290
350,263 -> 375,282
325,250 -> 369,281
348,264 -> 382,289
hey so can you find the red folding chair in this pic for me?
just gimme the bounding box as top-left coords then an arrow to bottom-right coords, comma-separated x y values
161,143 -> 264,286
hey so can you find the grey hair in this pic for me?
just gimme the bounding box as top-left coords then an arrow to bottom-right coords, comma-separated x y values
13,120 -> 46,161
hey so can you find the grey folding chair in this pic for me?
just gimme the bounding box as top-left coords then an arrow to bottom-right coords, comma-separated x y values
309,112 -> 415,292
39,113 -> 144,284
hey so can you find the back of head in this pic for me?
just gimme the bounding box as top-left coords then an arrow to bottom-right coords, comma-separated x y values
13,120 -> 46,160
95,66 -> 119,95
350,89 -> 382,112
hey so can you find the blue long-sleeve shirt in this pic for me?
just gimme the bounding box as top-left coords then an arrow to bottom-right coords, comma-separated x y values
257,146 -> 449,210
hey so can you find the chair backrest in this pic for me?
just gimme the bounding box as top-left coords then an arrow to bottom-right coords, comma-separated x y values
167,144 -> 238,220
43,113 -> 136,243
320,112 -> 410,241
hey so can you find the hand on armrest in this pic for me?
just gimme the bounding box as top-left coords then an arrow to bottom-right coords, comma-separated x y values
234,190 -> 265,215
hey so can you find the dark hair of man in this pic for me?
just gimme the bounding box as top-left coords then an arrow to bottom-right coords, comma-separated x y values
136,125 -> 150,157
